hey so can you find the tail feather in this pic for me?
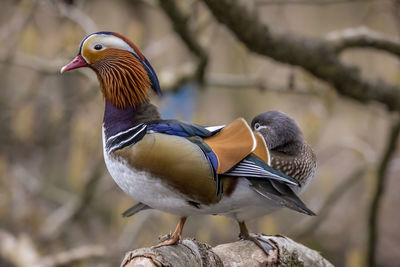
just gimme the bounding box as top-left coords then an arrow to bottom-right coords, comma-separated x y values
249,178 -> 315,216
122,202 -> 151,217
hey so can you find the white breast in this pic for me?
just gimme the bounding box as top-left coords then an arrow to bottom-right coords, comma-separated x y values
103,127 -> 195,215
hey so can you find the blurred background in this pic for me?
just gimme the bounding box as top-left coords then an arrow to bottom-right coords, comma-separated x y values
0,0 -> 399,266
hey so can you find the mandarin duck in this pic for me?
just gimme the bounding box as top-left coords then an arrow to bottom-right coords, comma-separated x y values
61,32 -> 316,253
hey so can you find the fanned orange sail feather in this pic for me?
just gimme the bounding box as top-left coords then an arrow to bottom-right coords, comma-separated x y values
253,132 -> 271,165
204,118 -> 256,174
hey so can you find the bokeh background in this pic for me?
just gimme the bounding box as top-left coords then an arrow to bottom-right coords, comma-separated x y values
1,0 -> 399,266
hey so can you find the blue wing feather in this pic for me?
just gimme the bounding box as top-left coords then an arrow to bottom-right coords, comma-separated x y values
205,151 -> 218,172
147,120 -> 220,137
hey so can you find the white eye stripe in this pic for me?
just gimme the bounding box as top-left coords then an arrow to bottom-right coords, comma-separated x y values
255,125 -> 267,131
83,34 -> 138,56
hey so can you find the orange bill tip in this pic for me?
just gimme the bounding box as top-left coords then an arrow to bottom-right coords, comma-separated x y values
60,55 -> 88,73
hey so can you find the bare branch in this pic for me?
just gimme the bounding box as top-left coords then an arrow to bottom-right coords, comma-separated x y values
0,230 -> 105,267
54,1 -> 98,34
0,230 -> 41,267
367,114 -> 400,267
0,53 -> 66,75
159,67 -> 320,95
256,0 -> 383,6
201,0 -> 400,111
37,245 -> 105,267
326,26 -> 400,56
0,1 -> 38,62
121,237 -> 333,266
0,4 -> 35,43
157,0 -> 209,84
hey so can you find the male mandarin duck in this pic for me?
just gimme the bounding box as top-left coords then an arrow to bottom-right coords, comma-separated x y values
61,31 -> 316,253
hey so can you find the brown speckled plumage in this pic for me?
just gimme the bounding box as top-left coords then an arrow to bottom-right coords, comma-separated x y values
270,144 -> 316,186
252,111 -> 316,190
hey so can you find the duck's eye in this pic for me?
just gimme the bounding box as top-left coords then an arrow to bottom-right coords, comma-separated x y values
94,44 -> 103,50
254,122 -> 261,130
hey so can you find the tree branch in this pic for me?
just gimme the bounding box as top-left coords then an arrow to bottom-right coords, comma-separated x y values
37,245 -> 105,267
201,0 -> 400,111
54,0 -> 98,34
256,0 -> 382,6
0,230 -> 104,267
157,0 -> 208,85
367,114 -> 400,267
326,26 -> 400,56
0,53 -> 67,75
121,237 -> 333,266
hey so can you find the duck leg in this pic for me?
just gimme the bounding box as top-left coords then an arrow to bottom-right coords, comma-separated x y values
238,221 -> 275,255
153,217 -> 187,247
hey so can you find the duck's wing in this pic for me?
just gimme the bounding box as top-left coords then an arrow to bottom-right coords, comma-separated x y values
224,154 -> 299,186
146,118 -> 300,191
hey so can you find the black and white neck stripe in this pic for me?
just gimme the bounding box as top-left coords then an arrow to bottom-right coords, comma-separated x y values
105,124 -> 147,153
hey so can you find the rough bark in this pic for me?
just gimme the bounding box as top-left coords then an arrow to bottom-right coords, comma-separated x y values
121,236 -> 333,267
